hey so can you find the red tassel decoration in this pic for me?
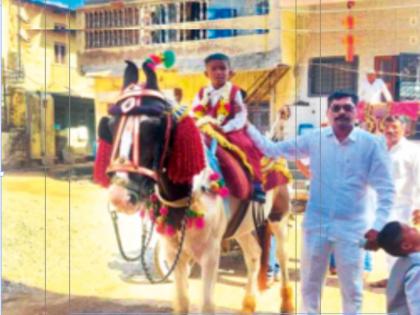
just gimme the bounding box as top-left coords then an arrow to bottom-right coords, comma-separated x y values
167,116 -> 205,184
93,139 -> 113,187
345,34 -> 355,62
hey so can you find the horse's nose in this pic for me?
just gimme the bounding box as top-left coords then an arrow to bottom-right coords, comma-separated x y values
128,190 -> 139,204
108,184 -> 138,215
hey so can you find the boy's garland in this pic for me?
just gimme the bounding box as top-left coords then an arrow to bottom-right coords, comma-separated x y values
193,83 -> 233,125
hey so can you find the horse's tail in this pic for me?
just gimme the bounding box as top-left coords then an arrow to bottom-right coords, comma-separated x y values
257,221 -> 271,291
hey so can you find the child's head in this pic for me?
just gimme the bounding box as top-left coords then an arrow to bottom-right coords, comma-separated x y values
377,221 -> 420,257
204,53 -> 233,89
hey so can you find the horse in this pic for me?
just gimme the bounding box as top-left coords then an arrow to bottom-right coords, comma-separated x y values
95,59 -> 294,314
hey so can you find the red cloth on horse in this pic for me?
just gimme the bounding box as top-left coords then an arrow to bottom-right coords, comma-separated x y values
93,139 -> 112,187
225,128 -> 263,181
205,136 -> 252,200
263,171 -> 289,191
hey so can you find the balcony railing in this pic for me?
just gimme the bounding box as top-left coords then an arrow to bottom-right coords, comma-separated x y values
81,0 -> 270,50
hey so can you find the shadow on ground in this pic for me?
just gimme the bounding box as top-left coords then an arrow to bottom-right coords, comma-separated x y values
2,279 -> 172,315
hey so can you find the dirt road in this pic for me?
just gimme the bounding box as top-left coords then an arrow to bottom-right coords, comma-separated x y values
2,173 -> 388,314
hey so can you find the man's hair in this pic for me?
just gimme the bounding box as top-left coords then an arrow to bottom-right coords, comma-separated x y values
204,53 -> 231,65
377,221 -> 407,257
327,90 -> 359,107
384,115 -> 409,125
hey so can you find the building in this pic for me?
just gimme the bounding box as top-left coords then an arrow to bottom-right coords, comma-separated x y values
76,0 -> 420,141
286,0 -> 420,139
2,0 -> 95,168
76,0 -> 301,135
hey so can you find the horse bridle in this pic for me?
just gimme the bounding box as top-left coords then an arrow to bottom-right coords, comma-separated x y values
106,111 -> 172,182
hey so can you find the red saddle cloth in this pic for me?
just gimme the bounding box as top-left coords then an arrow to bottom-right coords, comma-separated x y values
205,136 -> 252,200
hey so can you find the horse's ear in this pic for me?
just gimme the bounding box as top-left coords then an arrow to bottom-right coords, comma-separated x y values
142,61 -> 159,90
123,60 -> 139,89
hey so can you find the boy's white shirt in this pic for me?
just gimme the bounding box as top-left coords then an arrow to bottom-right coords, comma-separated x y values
192,82 -> 247,133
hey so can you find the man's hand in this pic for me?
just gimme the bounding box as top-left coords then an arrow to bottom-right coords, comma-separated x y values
413,209 -> 420,226
364,229 -> 380,250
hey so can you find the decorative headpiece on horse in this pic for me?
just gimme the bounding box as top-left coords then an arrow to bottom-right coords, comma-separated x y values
93,50 -> 205,187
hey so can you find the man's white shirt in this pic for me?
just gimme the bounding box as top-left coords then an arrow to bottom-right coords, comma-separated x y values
247,125 -> 395,240
387,138 -> 420,222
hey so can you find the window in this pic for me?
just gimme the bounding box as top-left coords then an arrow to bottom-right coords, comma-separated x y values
54,23 -> 66,33
308,56 -> 359,96
54,43 -> 66,64
256,0 -> 269,15
397,53 -> 420,101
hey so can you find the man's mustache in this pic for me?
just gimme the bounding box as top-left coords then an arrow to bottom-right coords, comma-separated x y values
335,115 -> 349,121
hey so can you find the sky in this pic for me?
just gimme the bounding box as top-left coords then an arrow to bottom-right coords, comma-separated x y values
30,0 -> 85,9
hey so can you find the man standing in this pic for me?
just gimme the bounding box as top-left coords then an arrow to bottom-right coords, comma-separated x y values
359,69 -> 393,104
247,91 -> 395,314
371,115 -> 420,288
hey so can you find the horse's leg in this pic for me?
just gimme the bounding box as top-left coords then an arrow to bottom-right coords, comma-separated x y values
236,233 -> 262,314
162,236 -> 191,314
269,185 -> 294,314
200,239 -> 221,314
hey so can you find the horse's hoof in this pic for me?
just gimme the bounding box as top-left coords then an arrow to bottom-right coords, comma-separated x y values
280,286 -> 295,314
241,295 -> 256,314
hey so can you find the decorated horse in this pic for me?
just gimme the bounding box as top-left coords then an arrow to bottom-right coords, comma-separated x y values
93,52 -> 294,314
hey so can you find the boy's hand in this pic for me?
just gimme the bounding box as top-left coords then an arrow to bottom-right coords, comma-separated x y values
364,229 -> 379,250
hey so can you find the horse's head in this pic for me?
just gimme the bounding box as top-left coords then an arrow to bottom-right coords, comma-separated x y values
95,59 -> 204,214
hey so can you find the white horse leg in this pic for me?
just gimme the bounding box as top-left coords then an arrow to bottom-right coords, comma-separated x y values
162,236 -> 191,314
200,241 -> 221,314
236,233 -> 262,314
270,218 -> 294,314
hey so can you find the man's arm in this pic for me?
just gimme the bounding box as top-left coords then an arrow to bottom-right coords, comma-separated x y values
222,89 -> 247,133
247,123 -> 311,160
367,139 -> 395,232
405,266 -> 420,315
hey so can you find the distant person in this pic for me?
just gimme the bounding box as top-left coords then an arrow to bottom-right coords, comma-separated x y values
377,221 -> 420,315
359,69 -> 393,104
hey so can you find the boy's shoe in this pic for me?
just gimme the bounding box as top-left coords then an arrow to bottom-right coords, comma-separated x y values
252,182 -> 266,203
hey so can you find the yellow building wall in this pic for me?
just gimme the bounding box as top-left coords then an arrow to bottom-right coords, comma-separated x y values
3,1 -> 94,160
